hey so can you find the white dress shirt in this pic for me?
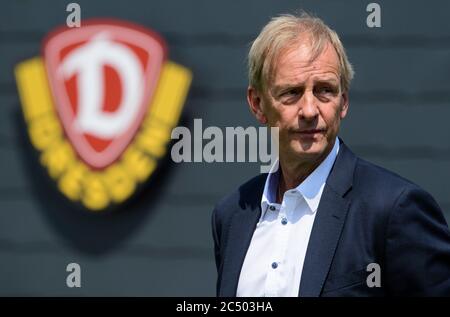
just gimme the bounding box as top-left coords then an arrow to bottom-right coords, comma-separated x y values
236,138 -> 340,297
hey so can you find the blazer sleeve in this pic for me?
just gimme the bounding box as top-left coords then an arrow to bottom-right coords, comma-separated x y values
211,206 -> 221,272
211,206 -> 222,296
385,186 -> 450,296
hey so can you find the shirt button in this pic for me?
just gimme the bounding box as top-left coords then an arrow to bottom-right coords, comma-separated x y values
271,262 -> 278,269
269,205 -> 276,211
281,217 -> 288,225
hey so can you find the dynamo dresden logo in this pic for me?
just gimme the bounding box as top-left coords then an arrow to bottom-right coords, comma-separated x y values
15,20 -> 192,211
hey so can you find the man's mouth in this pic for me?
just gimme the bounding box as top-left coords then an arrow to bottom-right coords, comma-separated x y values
291,128 -> 326,135
299,129 -> 325,134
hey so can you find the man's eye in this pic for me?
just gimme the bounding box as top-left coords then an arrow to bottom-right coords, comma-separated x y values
282,89 -> 298,96
316,86 -> 335,95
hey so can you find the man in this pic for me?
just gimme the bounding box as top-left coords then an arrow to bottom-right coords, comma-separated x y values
211,12 -> 450,296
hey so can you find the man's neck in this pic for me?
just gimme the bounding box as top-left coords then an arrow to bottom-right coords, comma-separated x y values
276,143 -> 334,203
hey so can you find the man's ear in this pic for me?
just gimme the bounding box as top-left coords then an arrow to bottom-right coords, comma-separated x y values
340,91 -> 349,119
247,86 -> 268,124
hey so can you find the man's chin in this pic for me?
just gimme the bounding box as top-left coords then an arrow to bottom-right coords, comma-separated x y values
287,142 -> 329,160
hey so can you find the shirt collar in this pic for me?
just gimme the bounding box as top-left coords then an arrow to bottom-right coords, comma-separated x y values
261,137 -> 340,217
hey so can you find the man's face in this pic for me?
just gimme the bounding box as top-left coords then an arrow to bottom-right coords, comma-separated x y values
249,40 -> 348,164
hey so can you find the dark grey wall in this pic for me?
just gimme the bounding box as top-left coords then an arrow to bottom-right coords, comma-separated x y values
0,0 -> 449,296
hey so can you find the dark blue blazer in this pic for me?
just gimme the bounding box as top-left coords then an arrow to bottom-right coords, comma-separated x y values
212,140 -> 450,296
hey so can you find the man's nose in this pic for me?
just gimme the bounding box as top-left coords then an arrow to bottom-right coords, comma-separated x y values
299,91 -> 319,120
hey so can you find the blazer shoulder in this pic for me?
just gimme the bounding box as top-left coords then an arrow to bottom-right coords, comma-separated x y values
353,156 -> 427,201
213,173 -> 267,221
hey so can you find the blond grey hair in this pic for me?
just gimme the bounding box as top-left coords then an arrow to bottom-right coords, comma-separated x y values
248,12 -> 354,93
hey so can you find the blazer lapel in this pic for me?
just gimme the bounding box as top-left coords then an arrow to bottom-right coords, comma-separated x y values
219,175 -> 266,297
299,141 -> 357,297
298,186 -> 351,296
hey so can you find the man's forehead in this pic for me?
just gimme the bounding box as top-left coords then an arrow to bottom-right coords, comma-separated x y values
273,75 -> 339,87
271,41 -> 341,85
278,40 -> 339,68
